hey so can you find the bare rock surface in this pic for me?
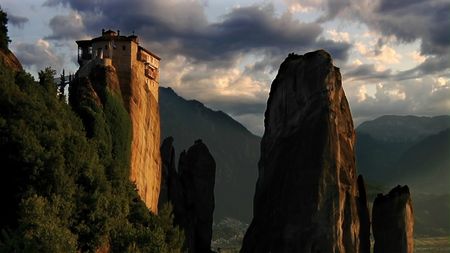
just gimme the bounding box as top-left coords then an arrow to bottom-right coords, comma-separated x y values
72,60 -> 161,213
372,185 -> 414,253
0,48 -> 22,72
241,50 -> 363,253
127,61 -> 161,213
159,136 -> 186,227
160,138 -> 216,253
180,139 -> 216,253
357,175 -> 371,253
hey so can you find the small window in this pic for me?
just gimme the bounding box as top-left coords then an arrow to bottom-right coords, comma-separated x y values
122,45 -> 126,50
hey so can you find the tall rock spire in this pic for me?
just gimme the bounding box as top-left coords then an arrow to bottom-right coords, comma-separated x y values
372,185 -> 414,253
241,50 -> 365,253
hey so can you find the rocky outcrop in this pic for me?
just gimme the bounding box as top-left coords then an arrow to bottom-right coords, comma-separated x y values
0,48 -> 22,72
72,59 -> 161,213
159,137 -> 186,226
241,50 -> 363,253
372,185 -> 414,253
159,137 -> 174,208
127,61 -> 161,213
160,138 -> 216,253
357,175 -> 371,253
180,140 -> 216,253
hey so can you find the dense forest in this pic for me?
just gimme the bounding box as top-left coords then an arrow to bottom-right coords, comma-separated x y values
0,8 -> 183,252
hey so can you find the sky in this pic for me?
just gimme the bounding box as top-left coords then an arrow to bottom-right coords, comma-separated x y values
2,0 -> 450,135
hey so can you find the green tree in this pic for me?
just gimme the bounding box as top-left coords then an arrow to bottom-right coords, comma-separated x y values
0,7 -> 10,49
38,67 -> 57,95
58,69 -> 67,99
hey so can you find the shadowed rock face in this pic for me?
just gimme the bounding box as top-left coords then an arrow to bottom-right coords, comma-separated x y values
180,140 -> 216,253
241,50 -> 363,253
159,137 -> 186,227
357,175 -> 371,253
160,138 -> 216,253
372,185 -> 414,253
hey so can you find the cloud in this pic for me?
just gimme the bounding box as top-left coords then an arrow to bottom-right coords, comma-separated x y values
337,1 -> 447,53
39,0 -> 354,136
396,55 -> 450,80
326,29 -> 350,43
344,63 -> 392,81
408,51 -> 426,64
39,0 -> 448,134
347,76 -> 450,125
13,39 -> 64,73
44,1 -> 350,65
46,12 -> 85,40
8,14 -> 29,28
286,0 -> 449,74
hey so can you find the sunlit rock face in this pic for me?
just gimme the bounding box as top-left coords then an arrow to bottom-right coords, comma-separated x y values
71,59 -> 161,213
127,63 -> 161,213
372,185 -> 414,253
0,48 -> 22,72
241,50 -> 365,253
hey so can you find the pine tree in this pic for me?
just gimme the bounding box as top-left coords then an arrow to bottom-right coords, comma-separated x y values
58,69 -> 67,99
0,7 -> 10,49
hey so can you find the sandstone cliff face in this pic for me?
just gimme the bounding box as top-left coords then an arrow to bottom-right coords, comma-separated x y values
241,50 -> 363,253
372,185 -> 414,253
160,138 -> 216,253
0,48 -> 22,72
72,60 -> 161,213
127,63 -> 161,213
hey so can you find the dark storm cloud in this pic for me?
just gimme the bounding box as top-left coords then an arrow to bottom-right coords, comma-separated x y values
8,14 -> 29,28
395,55 -> 450,81
315,0 -> 450,74
43,0 -> 351,65
344,64 -> 392,81
46,13 -> 85,40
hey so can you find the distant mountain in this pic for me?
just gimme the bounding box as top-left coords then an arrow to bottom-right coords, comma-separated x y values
159,87 -> 260,222
356,115 -> 450,236
391,129 -> 450,194
357,115 -> 450,142
356,115 -> 450,185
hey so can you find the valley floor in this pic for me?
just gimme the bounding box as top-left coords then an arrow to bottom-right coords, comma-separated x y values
415,237 -> 450,253
212,234 -> 450,253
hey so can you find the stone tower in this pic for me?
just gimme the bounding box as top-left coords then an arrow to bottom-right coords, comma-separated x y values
76,30 -> 162,213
